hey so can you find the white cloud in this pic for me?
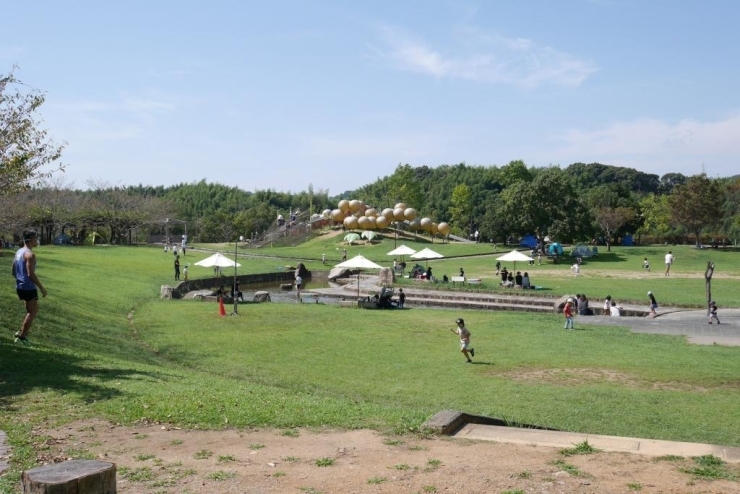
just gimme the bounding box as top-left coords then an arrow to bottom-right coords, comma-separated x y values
545,113 -> 740,176
375,25 -> 597,88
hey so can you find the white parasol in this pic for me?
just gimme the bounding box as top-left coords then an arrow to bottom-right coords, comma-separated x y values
410,247 -> 444,268
194,252 -> 242,268
335,255 -> 383,297
496,250 -> 533,272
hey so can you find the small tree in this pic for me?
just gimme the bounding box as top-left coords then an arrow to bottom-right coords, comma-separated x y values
1,69 -> 65,194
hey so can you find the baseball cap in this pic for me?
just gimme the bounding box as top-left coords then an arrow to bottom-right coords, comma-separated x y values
455,318 -> 464,325
23,231 -> 38,241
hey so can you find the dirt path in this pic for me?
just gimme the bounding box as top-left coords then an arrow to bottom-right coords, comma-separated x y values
33,420 -> 740,493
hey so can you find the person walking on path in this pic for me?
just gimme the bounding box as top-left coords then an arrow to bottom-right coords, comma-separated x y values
563,298 -> 575,329
174,255 -> 181,280
571,262 -> 580,276
709,301 -> 720,324
643,258 -> 650,272
12,231 -> 47,345
450,318 -> 475,363
664,251 -> 675,276
647,291 -> 658,318
397,288 -> 406,308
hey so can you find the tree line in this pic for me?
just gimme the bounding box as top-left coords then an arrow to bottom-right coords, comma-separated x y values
2,69 -> 739,247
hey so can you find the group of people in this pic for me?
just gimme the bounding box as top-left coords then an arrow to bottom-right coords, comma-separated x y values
498,266 -> 532,289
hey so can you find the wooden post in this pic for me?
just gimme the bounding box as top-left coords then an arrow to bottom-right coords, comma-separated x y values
22,460 -> 116,494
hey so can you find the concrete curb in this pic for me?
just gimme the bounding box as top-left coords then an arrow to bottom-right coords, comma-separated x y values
423,410 -> 740,462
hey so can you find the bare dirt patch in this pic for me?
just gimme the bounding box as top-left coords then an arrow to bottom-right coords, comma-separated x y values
31,419 -> 740,493
501,368 -> 710,392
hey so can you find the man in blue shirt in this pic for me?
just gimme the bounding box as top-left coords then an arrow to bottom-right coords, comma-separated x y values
12,231 -> 47,345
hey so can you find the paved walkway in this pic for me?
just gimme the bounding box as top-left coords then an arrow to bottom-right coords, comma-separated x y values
579,308 -> 740,345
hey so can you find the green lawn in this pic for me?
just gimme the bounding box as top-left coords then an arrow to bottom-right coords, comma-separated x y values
1,242 -> 740,492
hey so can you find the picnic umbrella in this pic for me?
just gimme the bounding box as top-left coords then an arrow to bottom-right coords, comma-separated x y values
410,247 -> 444,268
496,250 -> 533,273
344,233 -> 361,244
335,255 -> 383,297
387,244 -> 416,259
194,252 -> 241,268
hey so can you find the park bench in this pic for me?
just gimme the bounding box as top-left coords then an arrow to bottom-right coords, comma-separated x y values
467,278 -> 482,285
451,276 -> 465,285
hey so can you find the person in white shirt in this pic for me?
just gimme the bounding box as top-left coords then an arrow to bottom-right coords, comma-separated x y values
450,318 -> 475,363
571,263 -> 580,276
610,301 -> 621,317
664,251 -> 674,276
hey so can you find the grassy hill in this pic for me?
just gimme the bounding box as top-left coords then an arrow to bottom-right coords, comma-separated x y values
2,242 -> 740,491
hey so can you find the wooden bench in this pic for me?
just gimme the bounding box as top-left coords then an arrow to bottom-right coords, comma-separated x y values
451,276 -> 465,285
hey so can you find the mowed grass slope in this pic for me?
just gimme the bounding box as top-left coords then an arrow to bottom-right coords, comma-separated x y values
2,244 -> 740,490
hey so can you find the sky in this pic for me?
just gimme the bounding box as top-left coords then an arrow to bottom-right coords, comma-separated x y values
3,0 -> 739,195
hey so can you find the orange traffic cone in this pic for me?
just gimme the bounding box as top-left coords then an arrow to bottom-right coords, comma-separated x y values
218,297 -> 226,317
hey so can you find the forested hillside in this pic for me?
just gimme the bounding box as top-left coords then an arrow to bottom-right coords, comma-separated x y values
2,162 -> 739,247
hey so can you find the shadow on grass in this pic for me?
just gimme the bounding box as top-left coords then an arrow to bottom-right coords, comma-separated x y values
0,339 -> 165,410
579,252 -> 626,264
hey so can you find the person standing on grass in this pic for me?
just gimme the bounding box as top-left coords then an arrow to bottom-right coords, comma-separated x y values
709,301 -> 720,324
664,250 -> 674,276
397,288 -> 406,308
643,258 -> 650,272
174,255 -> 181,280
647,291 -> 658,318
450,318 -> 475,363
563,298 -> 574,329
12,231 -> 47,345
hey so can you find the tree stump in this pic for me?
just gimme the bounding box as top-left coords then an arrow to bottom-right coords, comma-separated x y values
22,460 -> 116,494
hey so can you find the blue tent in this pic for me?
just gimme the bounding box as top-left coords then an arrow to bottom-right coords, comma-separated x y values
519,234 -> 538,249
622,234 -> 634,246
548,242 -> 564,255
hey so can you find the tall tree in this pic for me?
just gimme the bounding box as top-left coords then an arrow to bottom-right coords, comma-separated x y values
386,164 -> 423,209
448,183 -> 473,235
1,70 -> 65,194
670,174 -> 722,246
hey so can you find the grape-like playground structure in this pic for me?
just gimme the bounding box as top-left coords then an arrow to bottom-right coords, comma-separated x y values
321,200 -> 450,239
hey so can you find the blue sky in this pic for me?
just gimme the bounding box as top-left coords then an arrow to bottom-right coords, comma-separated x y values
4,0 -> 739,194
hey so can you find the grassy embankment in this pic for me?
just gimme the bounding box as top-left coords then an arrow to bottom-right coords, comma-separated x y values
1,242 -> 739,491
